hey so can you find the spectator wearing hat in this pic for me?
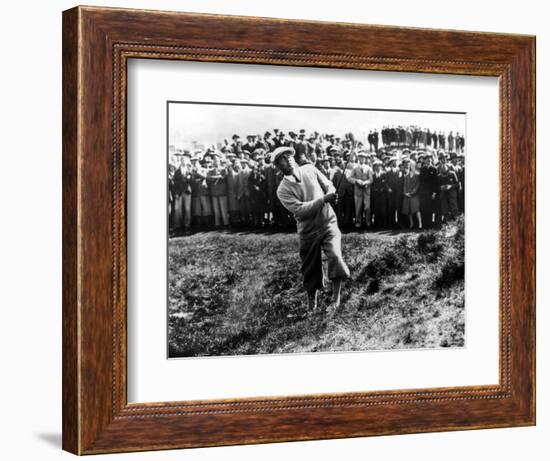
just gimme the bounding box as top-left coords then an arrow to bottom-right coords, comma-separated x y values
384,157 -> 402,228
249,160 -> 267,227
190,158 -> 211,228
243,135 -> 260,155
236,158 -> 252,226
294,131 -> 309,165
273,130 -> 289,149
168,164 -> 176,235
172,156 -> 193,233
263,131 -> 275,152
228,134 -> 242,155
456,155 -> 465,212
331,153 -> 354,229
263,156 -> 278,226
448,131 -> 455,153
349,152 -> 373,228
206,154 -> 229,227
367,130 -> 375,153
437,154 -> 459,223
448,152 -> 464,213
401,159 -> 422,229
225,157 -> 241,225
371,160 -> 390,228
317,157 -> 333,180
456,133 -> 465,154
418,154 -> 439,229
431,131 -> 438,149
438,132 -> 446,150
372,129 -> 380,152
409,151 -> 418,172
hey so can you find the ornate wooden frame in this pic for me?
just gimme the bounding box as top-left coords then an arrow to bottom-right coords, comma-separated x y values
62,5 -> 536,455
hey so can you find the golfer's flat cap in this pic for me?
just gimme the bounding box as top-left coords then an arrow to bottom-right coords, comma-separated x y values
270,146 -> 295,164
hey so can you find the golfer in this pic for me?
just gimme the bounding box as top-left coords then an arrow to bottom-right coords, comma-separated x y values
273,146 -> 350,311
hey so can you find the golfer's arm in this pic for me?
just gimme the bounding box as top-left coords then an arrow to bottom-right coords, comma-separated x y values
277,189 -> 325,219
314,167 -> 336,194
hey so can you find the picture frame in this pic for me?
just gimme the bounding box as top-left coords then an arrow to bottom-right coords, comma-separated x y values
62,5 -> 535,455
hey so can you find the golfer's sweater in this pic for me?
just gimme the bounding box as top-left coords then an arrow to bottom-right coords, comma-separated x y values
276,164 -> 337,237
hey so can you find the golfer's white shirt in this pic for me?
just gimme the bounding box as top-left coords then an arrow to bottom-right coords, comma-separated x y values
277,164 -> 337,237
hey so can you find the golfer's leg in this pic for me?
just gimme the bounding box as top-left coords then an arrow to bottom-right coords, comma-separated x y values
322,226 -> 350,303
332,279 -> 342,307
307,290 -> 318,310
326,228 -> 349,273
299,236 -> 323,309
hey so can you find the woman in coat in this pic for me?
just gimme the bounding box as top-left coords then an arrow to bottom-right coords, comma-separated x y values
401,159 -> 422,230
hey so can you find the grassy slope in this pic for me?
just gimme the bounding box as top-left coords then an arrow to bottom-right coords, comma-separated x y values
168,217 -> 465,357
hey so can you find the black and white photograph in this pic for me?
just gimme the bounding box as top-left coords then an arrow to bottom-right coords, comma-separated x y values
167,102 -> 466,358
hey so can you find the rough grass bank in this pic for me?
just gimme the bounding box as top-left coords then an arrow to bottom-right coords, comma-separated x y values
168,217 -> 465,357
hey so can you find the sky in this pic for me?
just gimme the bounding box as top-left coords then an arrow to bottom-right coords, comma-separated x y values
168,102 -> 466,150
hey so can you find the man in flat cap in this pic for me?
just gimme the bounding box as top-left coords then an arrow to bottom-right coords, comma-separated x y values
273,146 -> 350,311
